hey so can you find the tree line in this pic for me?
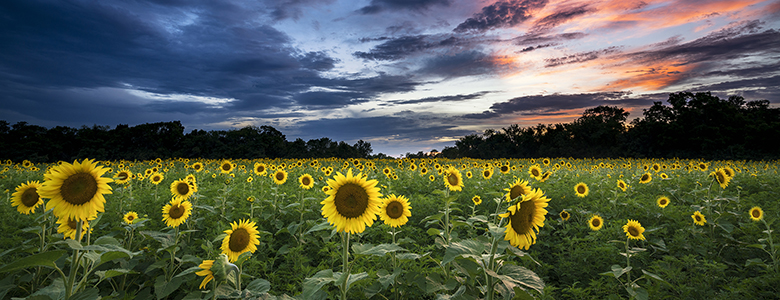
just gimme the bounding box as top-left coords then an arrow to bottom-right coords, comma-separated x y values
436,91 -> 779,160
0,121 -> 380,163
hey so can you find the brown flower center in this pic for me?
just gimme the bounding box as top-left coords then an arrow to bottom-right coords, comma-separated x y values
591,218 -> 601,227
752,209 -> 761,218
176,182 -> 190,195
117,172 -> 129,180
641,174 -> 649,182
531,169 -> 540,177
60,172 -> 98,205
447,172 -> 459,186
256,166 -> 265,173
510,201 -> 536,236
510,185 -> 526,200
222,163 -> 231,171
334,183 -> 369,218
276,172 -> 285,181
301,177 -> 311,186
228,228 -> 250,252
168,204 -> 185,219
21,187 -> 40,207
386,201 -> 403,219
627,226 -> 640,237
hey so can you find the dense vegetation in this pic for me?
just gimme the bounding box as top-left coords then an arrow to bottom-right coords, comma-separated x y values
1,157 -> 778,299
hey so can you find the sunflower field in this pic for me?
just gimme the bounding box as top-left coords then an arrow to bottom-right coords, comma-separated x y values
1,157 -> 778,299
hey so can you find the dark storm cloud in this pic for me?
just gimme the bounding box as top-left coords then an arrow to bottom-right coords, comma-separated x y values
513,32 -> 588,46
531,4 -> 593,32
293,91 -> 368,109
417,51 -> 502,77
267,0 -> 337,21
358,0 -> 451,14
544,47 -> 622,67
388,91 -> 494,105
463,92 -> 660,119
454,0 -> 548,33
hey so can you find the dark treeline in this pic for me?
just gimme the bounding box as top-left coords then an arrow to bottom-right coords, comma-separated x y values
437,91 -> 779,160
0,121 -> 381,163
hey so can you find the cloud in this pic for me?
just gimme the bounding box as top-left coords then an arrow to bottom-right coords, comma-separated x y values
544,47 -> 622,67
454,0 -> 548,33
463,91 -> 659,119
513,31 -> 587,45
417,51 -> 504,78
294,115 -> 472,143
358,0 -> 451,14
531,4 -> 594,32
389,91 -> 494,105
293,91 -> 368,108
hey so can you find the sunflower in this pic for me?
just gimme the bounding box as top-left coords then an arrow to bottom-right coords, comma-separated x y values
114,170 -> 133,184
150,173 -> 164,185
542,158 -> 551,166
196,259 -> 215,289
660,173 -> 668,179
698,162 -> 708,172
170,179 -> 196,200
588,215 -> 604,231
482,168 -> 493,180
622,219 -> 645,240
573,182 -> 589,197
246,176 -> 253,183
419,167 -> 428,175
322,186 -> 330,193
379,194 -> 412,228
123,211 -> 139,224
161,197 -> 193,228
691,211 -> 706,226
11,181 -> 44,215
499,188 -> 550,250
253,163 -> 267,176
528,165 -> 542,180
320,169 -> 382,234
617,180 -> 628,192
429,175 -> 435,182
221,219 -> 261,262
465,171 -> 472,179
559,210 -> 571,221
272,169 -> 288,185
56,216 -> 93,240
505,179 -> 531,202
722,166 -> 735,179
39,159 -> 113,221
299,174 -> 314,189
443,167 -> 464,192
471,195 -> 482,205
499,165 -> 510,174
713,168 -> 730,189
657,196 -> 670,208
749,206 -> 764,221
218,160 -> 234,174
639,173 -> 652,184
192,162 -> 204,172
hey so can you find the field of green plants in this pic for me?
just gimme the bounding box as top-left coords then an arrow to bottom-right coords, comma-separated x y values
1,157 -> 778,300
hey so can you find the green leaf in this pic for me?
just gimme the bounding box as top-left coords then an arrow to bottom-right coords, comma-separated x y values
396,252 -> 422,260
176,266 -> 203,278
746,244 -> 765,250
154,275 -> 184,300
306,220 -> 334,234
492,264 -> 545,295
512,287 -> 536,300
600,264 -> 632,279
641,270 -> 667,283
68,287 -> 100,300
302,269 -> 336,299
345,272 -> 369,291
94,236 -> 121,246
353,243 -> 406,256
717,221 -> 734,233
745,258 -> 767,268
634,287 -> 648,300
246,278 -> 271,295
66,239 -> 83,250
442,239 -> 485,265
351,243 -> 374,255
95,268 -> 138,280
427,228 -> 442,236
0,250 -> 66,273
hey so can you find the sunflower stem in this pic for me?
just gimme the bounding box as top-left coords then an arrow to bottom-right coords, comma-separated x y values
65,220 -> 84,299
764,219 -> 777,272
341,231 -> 351,300
625,236 -> 631,286
168,226 -> 180,281
444,189 -> 451,246
485,218 -> 505,300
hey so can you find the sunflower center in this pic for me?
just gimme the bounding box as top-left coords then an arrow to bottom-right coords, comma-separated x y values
447,173 -> 459,186
510,186 -> 525,200
483,170 -> 490,177
577,185 -> 586,194
194,165 -> 202,170
695,215 -> 702,222
153,176 -> 161,182
592,218 -> 601,227
276,172 -> 285,181
531,169 -> 540,177
716,172 -> 726,184
169,204 -> 185,219
118,172 -> 129,180
627,226 -> 640,237
60,172 -> 98,205
660,199 -> 667,205
222,164 -> 231,171
127,215 -> 135,221
21,187 -> 40,207
176,182 -> 190,195
228,228 -> 250,252
641,174 -> 649,181
501,166 -> 509,172
386,201 -> 403,219
752,210 -> 761,218
302,177 -> 311,186
334,183 -> 369,218
67,218 -> 79,230
510,201 -> 536,235
257,166 -> 265,173
561,212 -> 569,219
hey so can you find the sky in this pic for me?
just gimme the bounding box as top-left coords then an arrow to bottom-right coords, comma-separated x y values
1,0 -> 779,157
